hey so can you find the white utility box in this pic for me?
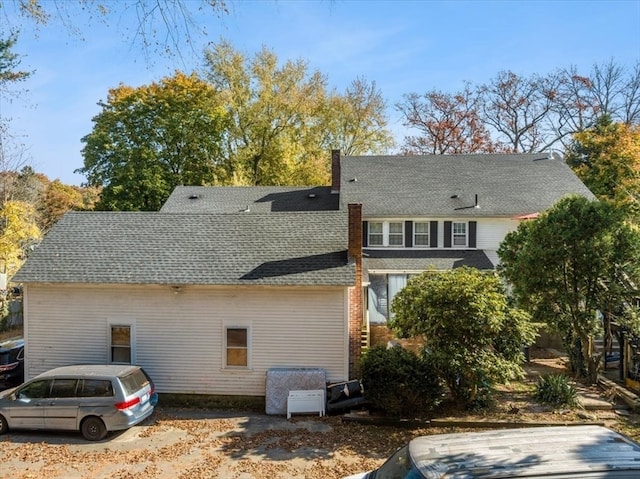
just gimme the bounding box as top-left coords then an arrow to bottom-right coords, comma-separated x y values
287,389 -> 326,419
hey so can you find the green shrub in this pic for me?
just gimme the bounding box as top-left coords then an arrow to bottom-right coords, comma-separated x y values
360,345 -> 443,417
534,374 -> 580,407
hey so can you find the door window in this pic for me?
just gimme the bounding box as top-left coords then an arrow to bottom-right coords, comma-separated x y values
18,380 -> 51,399
50,379 -> 78,398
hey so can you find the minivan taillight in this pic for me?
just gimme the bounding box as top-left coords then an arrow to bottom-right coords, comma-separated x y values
115,396 -> 141,410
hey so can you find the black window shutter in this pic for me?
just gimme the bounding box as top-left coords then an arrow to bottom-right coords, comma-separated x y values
444,221 -> 452,248
430,221 -> 438,248
405,221 -> 413,247
362,221 -> 368,247
469,221 -> 477,248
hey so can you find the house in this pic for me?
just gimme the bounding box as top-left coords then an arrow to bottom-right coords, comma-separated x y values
335,152 -> 595,328
13,151 -> 594,398
12,208 -> 363,396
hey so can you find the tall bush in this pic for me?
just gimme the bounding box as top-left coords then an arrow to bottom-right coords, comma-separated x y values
390,267 -> 536,408
360,345 -> 442,417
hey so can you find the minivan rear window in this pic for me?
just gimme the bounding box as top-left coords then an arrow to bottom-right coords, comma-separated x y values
77,379 -> 114,397
119,369 -> 151,396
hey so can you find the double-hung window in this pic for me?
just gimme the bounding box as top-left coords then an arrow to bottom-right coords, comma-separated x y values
110,325 -> 132,364
368,221 -> 404,247
388,222 -> 403,246
225,326 -> 250,368
453,222 -> 467,246
414,222 -> 430,247
368,222 -> 384,246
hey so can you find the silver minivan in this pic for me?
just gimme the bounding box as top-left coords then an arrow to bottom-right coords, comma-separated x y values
0,364 -> 157,440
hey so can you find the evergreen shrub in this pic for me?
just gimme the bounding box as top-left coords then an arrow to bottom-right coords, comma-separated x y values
360,345 -> 443,417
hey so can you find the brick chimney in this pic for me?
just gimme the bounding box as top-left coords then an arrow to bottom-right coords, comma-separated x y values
347,203 -> 363,378
331,149 -> 341,194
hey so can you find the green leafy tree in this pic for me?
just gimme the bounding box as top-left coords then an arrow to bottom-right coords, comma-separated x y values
498,195 -> 640,382
1,33 -> 34,201
320,77 -> 394,156
0,33 -> 31,93
204,40 -> 330,186
565,116 -> 640,218
203,40 -> 393,186
360,345 -> 442,417
79,71 -> 229,210
389,267 -> 536,408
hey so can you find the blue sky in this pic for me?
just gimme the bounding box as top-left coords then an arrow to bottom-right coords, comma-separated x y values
3,0 -> 639,185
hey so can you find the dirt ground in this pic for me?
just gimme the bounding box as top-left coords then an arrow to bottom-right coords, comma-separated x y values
1,350 -> 639,479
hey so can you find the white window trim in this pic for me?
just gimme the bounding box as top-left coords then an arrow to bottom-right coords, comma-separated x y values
368,220 -> 404,247
107,320 -> 136,365
452,221 -> 468,247
223,322 -> 252,370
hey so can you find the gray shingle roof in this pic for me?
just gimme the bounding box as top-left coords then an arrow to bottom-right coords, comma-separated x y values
161,186 -> 339,213
364,249 -> 495,272
13,211 -> 355,286
339,154 -> 595,217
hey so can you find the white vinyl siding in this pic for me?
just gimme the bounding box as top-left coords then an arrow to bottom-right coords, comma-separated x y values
475,218 -> 519,250
23,284 -> 349,396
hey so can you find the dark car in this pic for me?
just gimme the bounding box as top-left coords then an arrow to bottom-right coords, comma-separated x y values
0,338 -> 24,389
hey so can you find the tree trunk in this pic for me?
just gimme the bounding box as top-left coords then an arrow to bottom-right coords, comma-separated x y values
581,334 -> 600,385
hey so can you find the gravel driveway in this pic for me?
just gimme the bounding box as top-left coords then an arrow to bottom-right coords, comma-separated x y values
1,407 -> 394,479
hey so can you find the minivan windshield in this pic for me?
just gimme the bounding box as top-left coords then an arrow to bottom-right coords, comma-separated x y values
119,369 -> 151,396
370,445 -> 422,479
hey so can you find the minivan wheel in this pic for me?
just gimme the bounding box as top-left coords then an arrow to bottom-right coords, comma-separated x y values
0,414 -> 8,435
81,416 -> 107,441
